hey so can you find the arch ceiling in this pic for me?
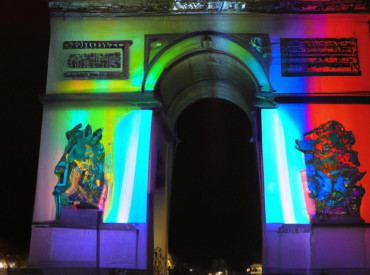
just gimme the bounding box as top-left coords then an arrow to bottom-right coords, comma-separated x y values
143,31 -> 272,94
142,31 -> 276,129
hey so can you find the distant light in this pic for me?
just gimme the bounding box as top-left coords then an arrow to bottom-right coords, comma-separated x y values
189,268 -> 193,271
0,262 -> 4,268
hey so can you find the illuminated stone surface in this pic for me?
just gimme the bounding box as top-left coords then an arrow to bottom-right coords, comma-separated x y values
48,0 -> 369,14
28,1 -> 370,274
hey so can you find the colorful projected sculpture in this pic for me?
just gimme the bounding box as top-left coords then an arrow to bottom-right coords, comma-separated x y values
53,123 -> 106,219
296,121 -> 366,221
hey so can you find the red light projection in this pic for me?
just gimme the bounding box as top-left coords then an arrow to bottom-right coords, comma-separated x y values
306,105 -> 370,223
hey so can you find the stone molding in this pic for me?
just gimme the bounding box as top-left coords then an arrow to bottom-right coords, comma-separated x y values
48,0 -> 369,15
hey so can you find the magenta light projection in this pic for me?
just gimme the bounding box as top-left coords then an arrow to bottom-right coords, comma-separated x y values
262,104 -> 370,224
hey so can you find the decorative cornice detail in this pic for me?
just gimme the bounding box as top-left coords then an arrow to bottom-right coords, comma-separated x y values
48,0 -> 369,15
41,92 -> 160,108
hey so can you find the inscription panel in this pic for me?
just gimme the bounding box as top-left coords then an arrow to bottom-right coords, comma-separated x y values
62,40 -> 132,80
67,53 -> 121,69
281,38 -> 360,76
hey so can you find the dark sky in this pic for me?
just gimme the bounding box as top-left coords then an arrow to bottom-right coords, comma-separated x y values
2,0 -> 49,253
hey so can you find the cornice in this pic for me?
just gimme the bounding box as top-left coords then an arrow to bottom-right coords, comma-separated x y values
48,0 -> 369,16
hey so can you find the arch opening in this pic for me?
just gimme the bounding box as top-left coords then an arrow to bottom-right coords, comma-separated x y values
155,52 -> 259,130
168,98 -> 262,273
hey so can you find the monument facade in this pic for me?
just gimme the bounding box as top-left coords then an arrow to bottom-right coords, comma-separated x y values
29,1 -> 370,274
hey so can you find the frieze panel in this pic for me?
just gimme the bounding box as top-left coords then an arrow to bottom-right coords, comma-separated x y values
144,33 -> 271,71
66,53 -> 121,69
62,40 -> 132,80
281,38 -> 361,76
49,1 -> 369,14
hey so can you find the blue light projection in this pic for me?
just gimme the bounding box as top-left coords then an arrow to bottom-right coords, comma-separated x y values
262,106 -> 310,224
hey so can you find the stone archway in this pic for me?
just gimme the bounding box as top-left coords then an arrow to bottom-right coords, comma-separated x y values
147,31 -> 273,273
142,31 -> 273,96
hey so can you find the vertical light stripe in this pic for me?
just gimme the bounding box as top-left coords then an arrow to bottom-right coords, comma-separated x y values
274,112 -> 296,223
104,111 -> 138,223
103,110 -> 152,223
261,109 -> 284,223
117,113 -> 141,222
128,110 -> 152,223
279,108 -> 310,224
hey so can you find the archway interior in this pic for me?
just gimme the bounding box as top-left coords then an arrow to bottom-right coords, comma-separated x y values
168,98 -> 262,272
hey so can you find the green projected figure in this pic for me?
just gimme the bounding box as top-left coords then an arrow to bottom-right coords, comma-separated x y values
53,123 -> 105,219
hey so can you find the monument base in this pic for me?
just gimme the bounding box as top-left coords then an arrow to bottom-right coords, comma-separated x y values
263,223 -> 370,274
29,209 -> 148,270
311,224 -> 370,270
311,215 -> 365,224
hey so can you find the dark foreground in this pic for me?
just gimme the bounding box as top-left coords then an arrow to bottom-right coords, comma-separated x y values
5,267 -> 370,275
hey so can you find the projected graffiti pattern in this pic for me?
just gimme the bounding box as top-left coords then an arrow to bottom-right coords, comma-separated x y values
53,124 -> 106,219
296,121 -> 366,218
281,38 -> 360,76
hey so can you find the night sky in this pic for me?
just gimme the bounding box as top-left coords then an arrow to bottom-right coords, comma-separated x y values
2,0 -> 49,254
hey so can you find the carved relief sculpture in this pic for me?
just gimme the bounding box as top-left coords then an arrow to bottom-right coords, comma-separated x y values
53,124 -> 106,219
296,121 -> 366,222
